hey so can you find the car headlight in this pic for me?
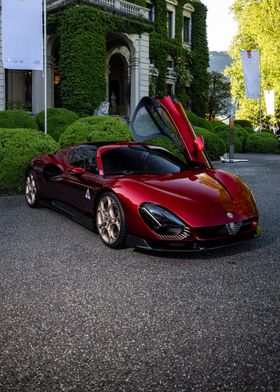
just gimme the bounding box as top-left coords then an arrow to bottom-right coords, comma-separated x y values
139,203 -> 192,239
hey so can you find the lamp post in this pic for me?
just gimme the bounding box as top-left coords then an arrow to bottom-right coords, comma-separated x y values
44,0 -> 48,134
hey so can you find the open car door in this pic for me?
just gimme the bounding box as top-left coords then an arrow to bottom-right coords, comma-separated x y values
131,96 -> 211,168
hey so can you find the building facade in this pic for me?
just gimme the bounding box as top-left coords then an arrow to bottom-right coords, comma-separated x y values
0,0 -> 201,118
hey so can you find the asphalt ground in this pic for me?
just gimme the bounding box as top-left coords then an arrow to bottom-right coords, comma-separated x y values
0,153 -> 279,392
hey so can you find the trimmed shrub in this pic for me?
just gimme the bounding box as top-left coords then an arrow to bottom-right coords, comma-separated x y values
59,116 -> 131,147
216,128 -> 248,153
35,108 -> 79,141
245,133 -> 279,153
185,110 -> 212,132
244,126 -> 254,134
261,128 -> 274,135
193,126 -> 226,160
211,120 -> 227,129
196,117 -> 213,132
185,110 -> 200,125
234,119 -> 253,129
212,124 -> 229,134
0,110 -> 38,130
0,128 -> 58,194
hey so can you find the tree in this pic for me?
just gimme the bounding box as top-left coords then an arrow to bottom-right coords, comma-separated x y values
226,0 -> 280,125
208,71 -> 231,120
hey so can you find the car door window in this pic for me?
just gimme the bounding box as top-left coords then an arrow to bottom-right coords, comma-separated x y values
70,146 -> 98,173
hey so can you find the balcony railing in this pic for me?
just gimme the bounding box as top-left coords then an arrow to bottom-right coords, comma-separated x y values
46,0 -> 150,21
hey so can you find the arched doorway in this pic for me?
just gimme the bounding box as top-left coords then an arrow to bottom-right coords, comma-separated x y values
108,53 -> 129,116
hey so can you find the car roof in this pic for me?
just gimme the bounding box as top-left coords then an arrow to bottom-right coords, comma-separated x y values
70,141 -> 160,150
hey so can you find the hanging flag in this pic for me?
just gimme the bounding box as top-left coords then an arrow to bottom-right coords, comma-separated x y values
2,0 -> 43,71
264,90 -> 275,116
240,50 -> 260,99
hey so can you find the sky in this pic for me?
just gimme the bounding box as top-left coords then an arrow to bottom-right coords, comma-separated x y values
202,0 -> 238,52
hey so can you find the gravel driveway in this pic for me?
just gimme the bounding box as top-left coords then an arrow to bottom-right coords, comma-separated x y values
0,153 -> 279,391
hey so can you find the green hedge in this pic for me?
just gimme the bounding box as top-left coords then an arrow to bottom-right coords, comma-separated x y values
216,127 -> 249,153
244,126 -> 254,134
185,110 -> 213,131
261,128 -> 274,135
234,119 -> 253,129
193,126 -> 226,160
35,108 -> 79,141
245,133 -> 279,153
0,110 -> 38,130
59,116 -> 131,147
212,124 -> 229,134
211,120 -> 226,129
0,128 -> 58,195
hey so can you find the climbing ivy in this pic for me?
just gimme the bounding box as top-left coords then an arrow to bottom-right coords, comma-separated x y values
57,5 -> 151,115
49,1 -> 208,116
188,1 -> 210,116
149,0 -> 206,109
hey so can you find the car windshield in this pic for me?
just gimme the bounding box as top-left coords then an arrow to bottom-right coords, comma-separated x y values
101,145 -> 201,175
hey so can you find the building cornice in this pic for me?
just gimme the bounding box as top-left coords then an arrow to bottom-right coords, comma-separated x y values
47,0 -> 150,21
166,0 -> 178,7
183,3 -> 195,13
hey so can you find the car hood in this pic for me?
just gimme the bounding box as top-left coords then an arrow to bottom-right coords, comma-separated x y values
111,169 -> 258,227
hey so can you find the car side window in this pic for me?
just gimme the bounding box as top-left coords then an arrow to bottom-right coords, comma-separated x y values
70,147 -> 98,173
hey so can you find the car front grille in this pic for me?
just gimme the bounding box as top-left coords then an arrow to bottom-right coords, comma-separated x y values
195,219 -> 254,240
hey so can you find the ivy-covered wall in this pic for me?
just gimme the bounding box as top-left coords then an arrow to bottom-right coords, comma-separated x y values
150,0 -> 192,102
57,5 -> 151,115
149,0 -> 209,115
188,1 -> 210,117
50,0 -> 209,117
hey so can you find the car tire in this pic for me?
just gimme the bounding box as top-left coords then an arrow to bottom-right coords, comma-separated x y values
96,192 -> 127,248
25,169 -> 40,208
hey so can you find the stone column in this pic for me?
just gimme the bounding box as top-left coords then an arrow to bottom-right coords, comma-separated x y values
138,33 -> 150,100
32,70 -> 44,114
130,55 -> 140,116
128,33 -> 150,118
32,56 -> 54,114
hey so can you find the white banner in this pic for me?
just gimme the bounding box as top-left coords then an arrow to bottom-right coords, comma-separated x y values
264,90 -> 275,116
240,50 -> 260,99
2,0 -> 43,70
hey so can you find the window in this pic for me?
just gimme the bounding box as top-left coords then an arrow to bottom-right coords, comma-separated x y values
146,1 -> 155,22
70,146 -> 98,173
167,10 -> 174,38
182,3 -> 194,46
167,57 -> 174,70
183,16 -> 191,43
167,83 -> 174,96
101,146 -> 190,175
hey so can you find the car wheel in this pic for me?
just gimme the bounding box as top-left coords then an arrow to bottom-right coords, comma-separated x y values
96,192 -> 126,248
25,169 -> 40,208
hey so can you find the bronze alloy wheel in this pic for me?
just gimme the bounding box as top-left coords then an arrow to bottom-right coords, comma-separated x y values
96,192 -> 126,248
25,170 -> 40,208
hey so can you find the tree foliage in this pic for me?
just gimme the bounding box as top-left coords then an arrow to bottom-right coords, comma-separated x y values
208,72 -> 231,120
226,0 -> 280,125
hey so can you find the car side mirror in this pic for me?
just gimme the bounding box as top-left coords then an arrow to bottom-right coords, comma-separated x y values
69,167 -> 85,176
194,135 -> 205,152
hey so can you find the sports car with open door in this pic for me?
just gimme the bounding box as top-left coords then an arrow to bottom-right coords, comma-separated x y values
25,96 -> 259,251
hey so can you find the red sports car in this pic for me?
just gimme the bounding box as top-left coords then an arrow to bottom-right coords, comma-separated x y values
25,96 -> 259,251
